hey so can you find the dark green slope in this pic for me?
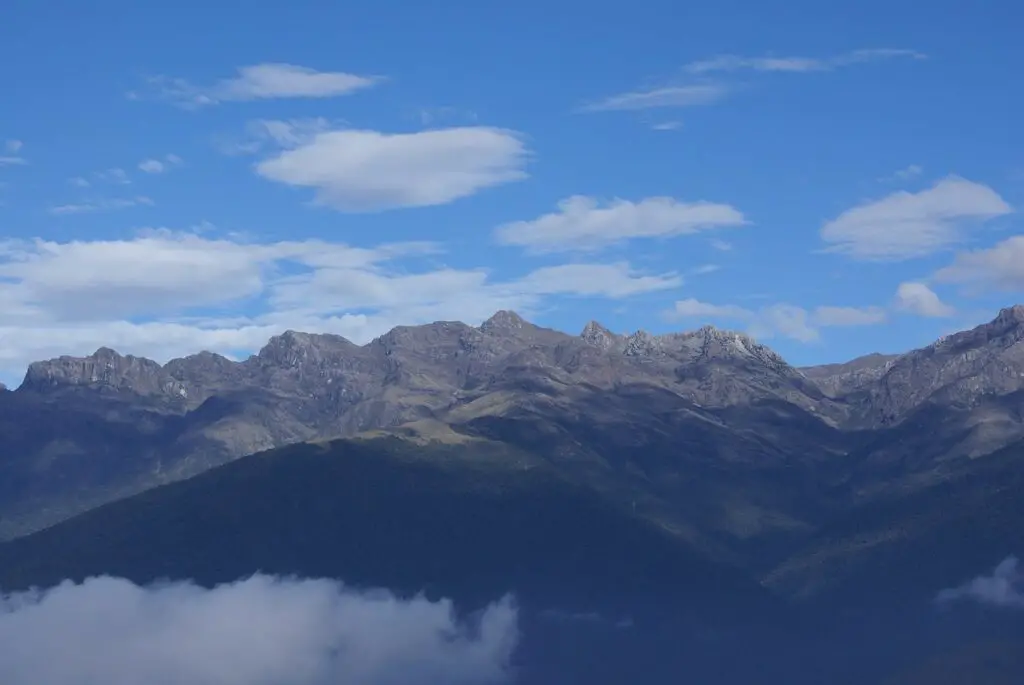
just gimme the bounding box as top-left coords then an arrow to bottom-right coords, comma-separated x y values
766,439 -> 1024,608
0,434 -> 778,622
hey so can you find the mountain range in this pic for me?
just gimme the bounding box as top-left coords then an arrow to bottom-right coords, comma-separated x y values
2,306 -> 1024,683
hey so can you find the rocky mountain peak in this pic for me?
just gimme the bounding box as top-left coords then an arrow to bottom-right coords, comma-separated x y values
479,310 -> 528,333
92,346 -> 123,360
257,330 -> 357,368
624,329 -> 660,356
19,347 -> 185,398
579,320 -> 622,349
993,304 -> 1024,327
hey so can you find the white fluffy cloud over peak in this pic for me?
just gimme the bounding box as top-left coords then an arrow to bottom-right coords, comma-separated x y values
144,63 -> 382,108
893,282 -> 955,318
820,176 -> 1013,261
256,126 -> 529,211
667,299 -> 819,342
494,195 -> 746,253
0,574 -> 517,685
667,299 -> 888,343
0,231 -> 681,381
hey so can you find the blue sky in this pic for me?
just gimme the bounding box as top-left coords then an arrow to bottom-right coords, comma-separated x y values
0,0 -> 1021,384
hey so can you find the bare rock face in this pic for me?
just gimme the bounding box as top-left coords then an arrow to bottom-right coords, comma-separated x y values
579,320 -> 623,351
21,347 -> 188,403
842,306 -> 1024,426
800,353 -> 900,397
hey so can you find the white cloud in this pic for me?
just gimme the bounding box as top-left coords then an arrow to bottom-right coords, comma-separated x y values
820,176 -> 1013,260
48,196 -> 154,215
650,121 -> 683,131
893,282 -> 955,317
670,298 -> 751,320
881,164 -> 923,182
0,574 -> 517,685
256,126 -> 529,211
494,196 -> 746,253
0,231 -> 676,380
936,557 -> 1024,609
933,235 -> 1024,291
684,48 -> 926,74
811,305 -> 887,326
145,63 -> 382,108
584,49 -> 923,116
68,176 -> 90,188
667,299 -> 819,342
0,156 -> 27,166
138,155 -> 183,174
515,263 -> 682,297
667,299 -> 886,342
691,264 -> 720,275
748,304 -> 820,343
709,238 -> 733,251
4,140 -> 22,153
580,85 -> 728,112
91,167 -> 131,184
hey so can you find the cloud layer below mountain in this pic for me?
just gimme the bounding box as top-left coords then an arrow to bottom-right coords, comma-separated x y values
0,574 -> 517,685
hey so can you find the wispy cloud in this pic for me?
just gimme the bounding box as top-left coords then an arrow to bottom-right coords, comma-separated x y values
495,195 -> 745,253
92,168 -> 131,185
0,574 -> 518,685
667,298 -> 887,342
138,63 -> 383,109
48,196 -> 154,215
585,48 -> 924,116
934,235 -> 1024,292
684,48 -> 926,74
1,140 -> 25,164
580,85 -> 727,112
820,176 -> 1013,261
650,121 -> 683,131
138,153 -> 184,174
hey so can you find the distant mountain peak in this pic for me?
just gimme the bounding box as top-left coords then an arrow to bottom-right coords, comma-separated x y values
579,320 -> 621,348
480,310 -> 528,332
624,329 -> 658,356
19,347 -> 177,397
994,304 -> 1024,326
91,346 -> 123,360
255,331 -> 360,373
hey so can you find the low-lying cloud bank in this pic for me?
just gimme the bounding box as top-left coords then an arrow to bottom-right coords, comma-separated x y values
0,574 -> 518,685
936,556 -> 1024,609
